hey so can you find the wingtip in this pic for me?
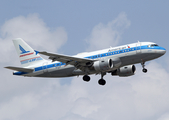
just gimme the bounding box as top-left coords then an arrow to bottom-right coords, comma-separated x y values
4,66 -> 10,69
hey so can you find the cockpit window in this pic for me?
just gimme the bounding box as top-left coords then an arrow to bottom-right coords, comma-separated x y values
148,44 -> 159,47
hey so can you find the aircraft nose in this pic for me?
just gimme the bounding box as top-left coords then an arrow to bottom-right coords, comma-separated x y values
158,47 -> 166,55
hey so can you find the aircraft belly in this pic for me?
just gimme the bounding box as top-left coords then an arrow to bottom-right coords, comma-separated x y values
35,65 -> 75,78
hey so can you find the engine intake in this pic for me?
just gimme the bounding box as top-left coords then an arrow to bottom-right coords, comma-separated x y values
93,59 -> 113,72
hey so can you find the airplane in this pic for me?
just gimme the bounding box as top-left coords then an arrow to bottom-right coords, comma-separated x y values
5,38 -> 166,85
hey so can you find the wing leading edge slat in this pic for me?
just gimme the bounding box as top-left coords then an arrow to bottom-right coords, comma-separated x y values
38,51 -> 96,66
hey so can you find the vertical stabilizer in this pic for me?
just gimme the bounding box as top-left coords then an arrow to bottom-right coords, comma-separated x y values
13,38 -> 46,68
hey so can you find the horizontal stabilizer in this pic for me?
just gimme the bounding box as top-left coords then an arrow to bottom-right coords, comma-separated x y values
5,66 -> 34,73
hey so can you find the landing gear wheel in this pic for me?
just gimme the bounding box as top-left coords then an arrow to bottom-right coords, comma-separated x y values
142,68 -> 147,73
83,75 -> 90,82
98,79 -> 106,86
141,61 -> 148,73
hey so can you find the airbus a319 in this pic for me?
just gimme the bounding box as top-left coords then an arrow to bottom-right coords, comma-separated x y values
5,38 -> 166,85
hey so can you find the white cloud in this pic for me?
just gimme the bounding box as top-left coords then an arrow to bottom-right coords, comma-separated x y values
85,12 -> 130,51
0,94 -> 39,119
0,13 -> 67,63
157,113 -> 169,120
1,61 -> 169,120
0,13 -> 169,120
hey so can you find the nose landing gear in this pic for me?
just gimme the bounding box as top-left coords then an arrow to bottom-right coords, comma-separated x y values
141,61 -> 148,73
142,68 -> 147,73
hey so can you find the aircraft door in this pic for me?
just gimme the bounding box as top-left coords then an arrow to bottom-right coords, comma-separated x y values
42,62 -> 48,73
136,41 -> 141,54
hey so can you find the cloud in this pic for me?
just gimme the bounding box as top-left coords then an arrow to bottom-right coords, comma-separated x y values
157,113 -> 169,120
1,61 -> 169,120
1,69 -> 169,119
0,13 -> 169,120
85,12 -> 130,51
0,13 -> 67,63
0,93 -> 39,119
61,61 -> 169,120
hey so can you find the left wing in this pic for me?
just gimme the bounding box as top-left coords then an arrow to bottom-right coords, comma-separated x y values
38,51 -> 96,68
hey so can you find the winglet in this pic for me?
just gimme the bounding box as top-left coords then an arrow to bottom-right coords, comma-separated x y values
34,50 -> 39,55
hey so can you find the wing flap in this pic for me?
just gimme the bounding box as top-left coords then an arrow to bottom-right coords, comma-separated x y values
5,66 -> 34,73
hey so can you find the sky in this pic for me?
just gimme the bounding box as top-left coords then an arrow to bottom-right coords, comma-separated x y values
0,0 -> 169,120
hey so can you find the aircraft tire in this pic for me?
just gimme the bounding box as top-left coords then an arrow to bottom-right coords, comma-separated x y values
143,68 -> 148,73
98,79 -> 106,85
83,75 -> 90,82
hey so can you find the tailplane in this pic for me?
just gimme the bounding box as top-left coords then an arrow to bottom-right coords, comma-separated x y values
13,38 -> 46,67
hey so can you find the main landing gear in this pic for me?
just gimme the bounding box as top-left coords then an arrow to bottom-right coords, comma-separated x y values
83,75 -> 90,82
141,61 -> 148,73
98,79 -> 106,86
82,73 -> 106,86
98,73 -> 106,86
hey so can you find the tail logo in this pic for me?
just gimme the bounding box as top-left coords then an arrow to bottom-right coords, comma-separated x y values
19,45 -> 30,54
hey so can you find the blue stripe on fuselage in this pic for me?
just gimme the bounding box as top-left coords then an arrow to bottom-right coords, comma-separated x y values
14,45 -> 165,75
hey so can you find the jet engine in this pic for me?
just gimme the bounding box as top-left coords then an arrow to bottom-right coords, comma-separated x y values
93,59 -> 113,72
92,58 -> 122,72
111,65 -> 136,77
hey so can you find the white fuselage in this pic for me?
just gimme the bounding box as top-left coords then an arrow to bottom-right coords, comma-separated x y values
13,41 -> 166,77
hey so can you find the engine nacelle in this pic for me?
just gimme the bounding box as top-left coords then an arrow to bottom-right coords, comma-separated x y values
111,65 -> 136,77
93,59 -> 113,72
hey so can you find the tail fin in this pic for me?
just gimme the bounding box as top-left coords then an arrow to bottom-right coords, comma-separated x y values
13,38 -> 46,68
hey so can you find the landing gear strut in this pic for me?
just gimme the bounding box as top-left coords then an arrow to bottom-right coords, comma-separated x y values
98,73 -> 106,86
141,61 -> 147,73
83,75 -> 90,82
